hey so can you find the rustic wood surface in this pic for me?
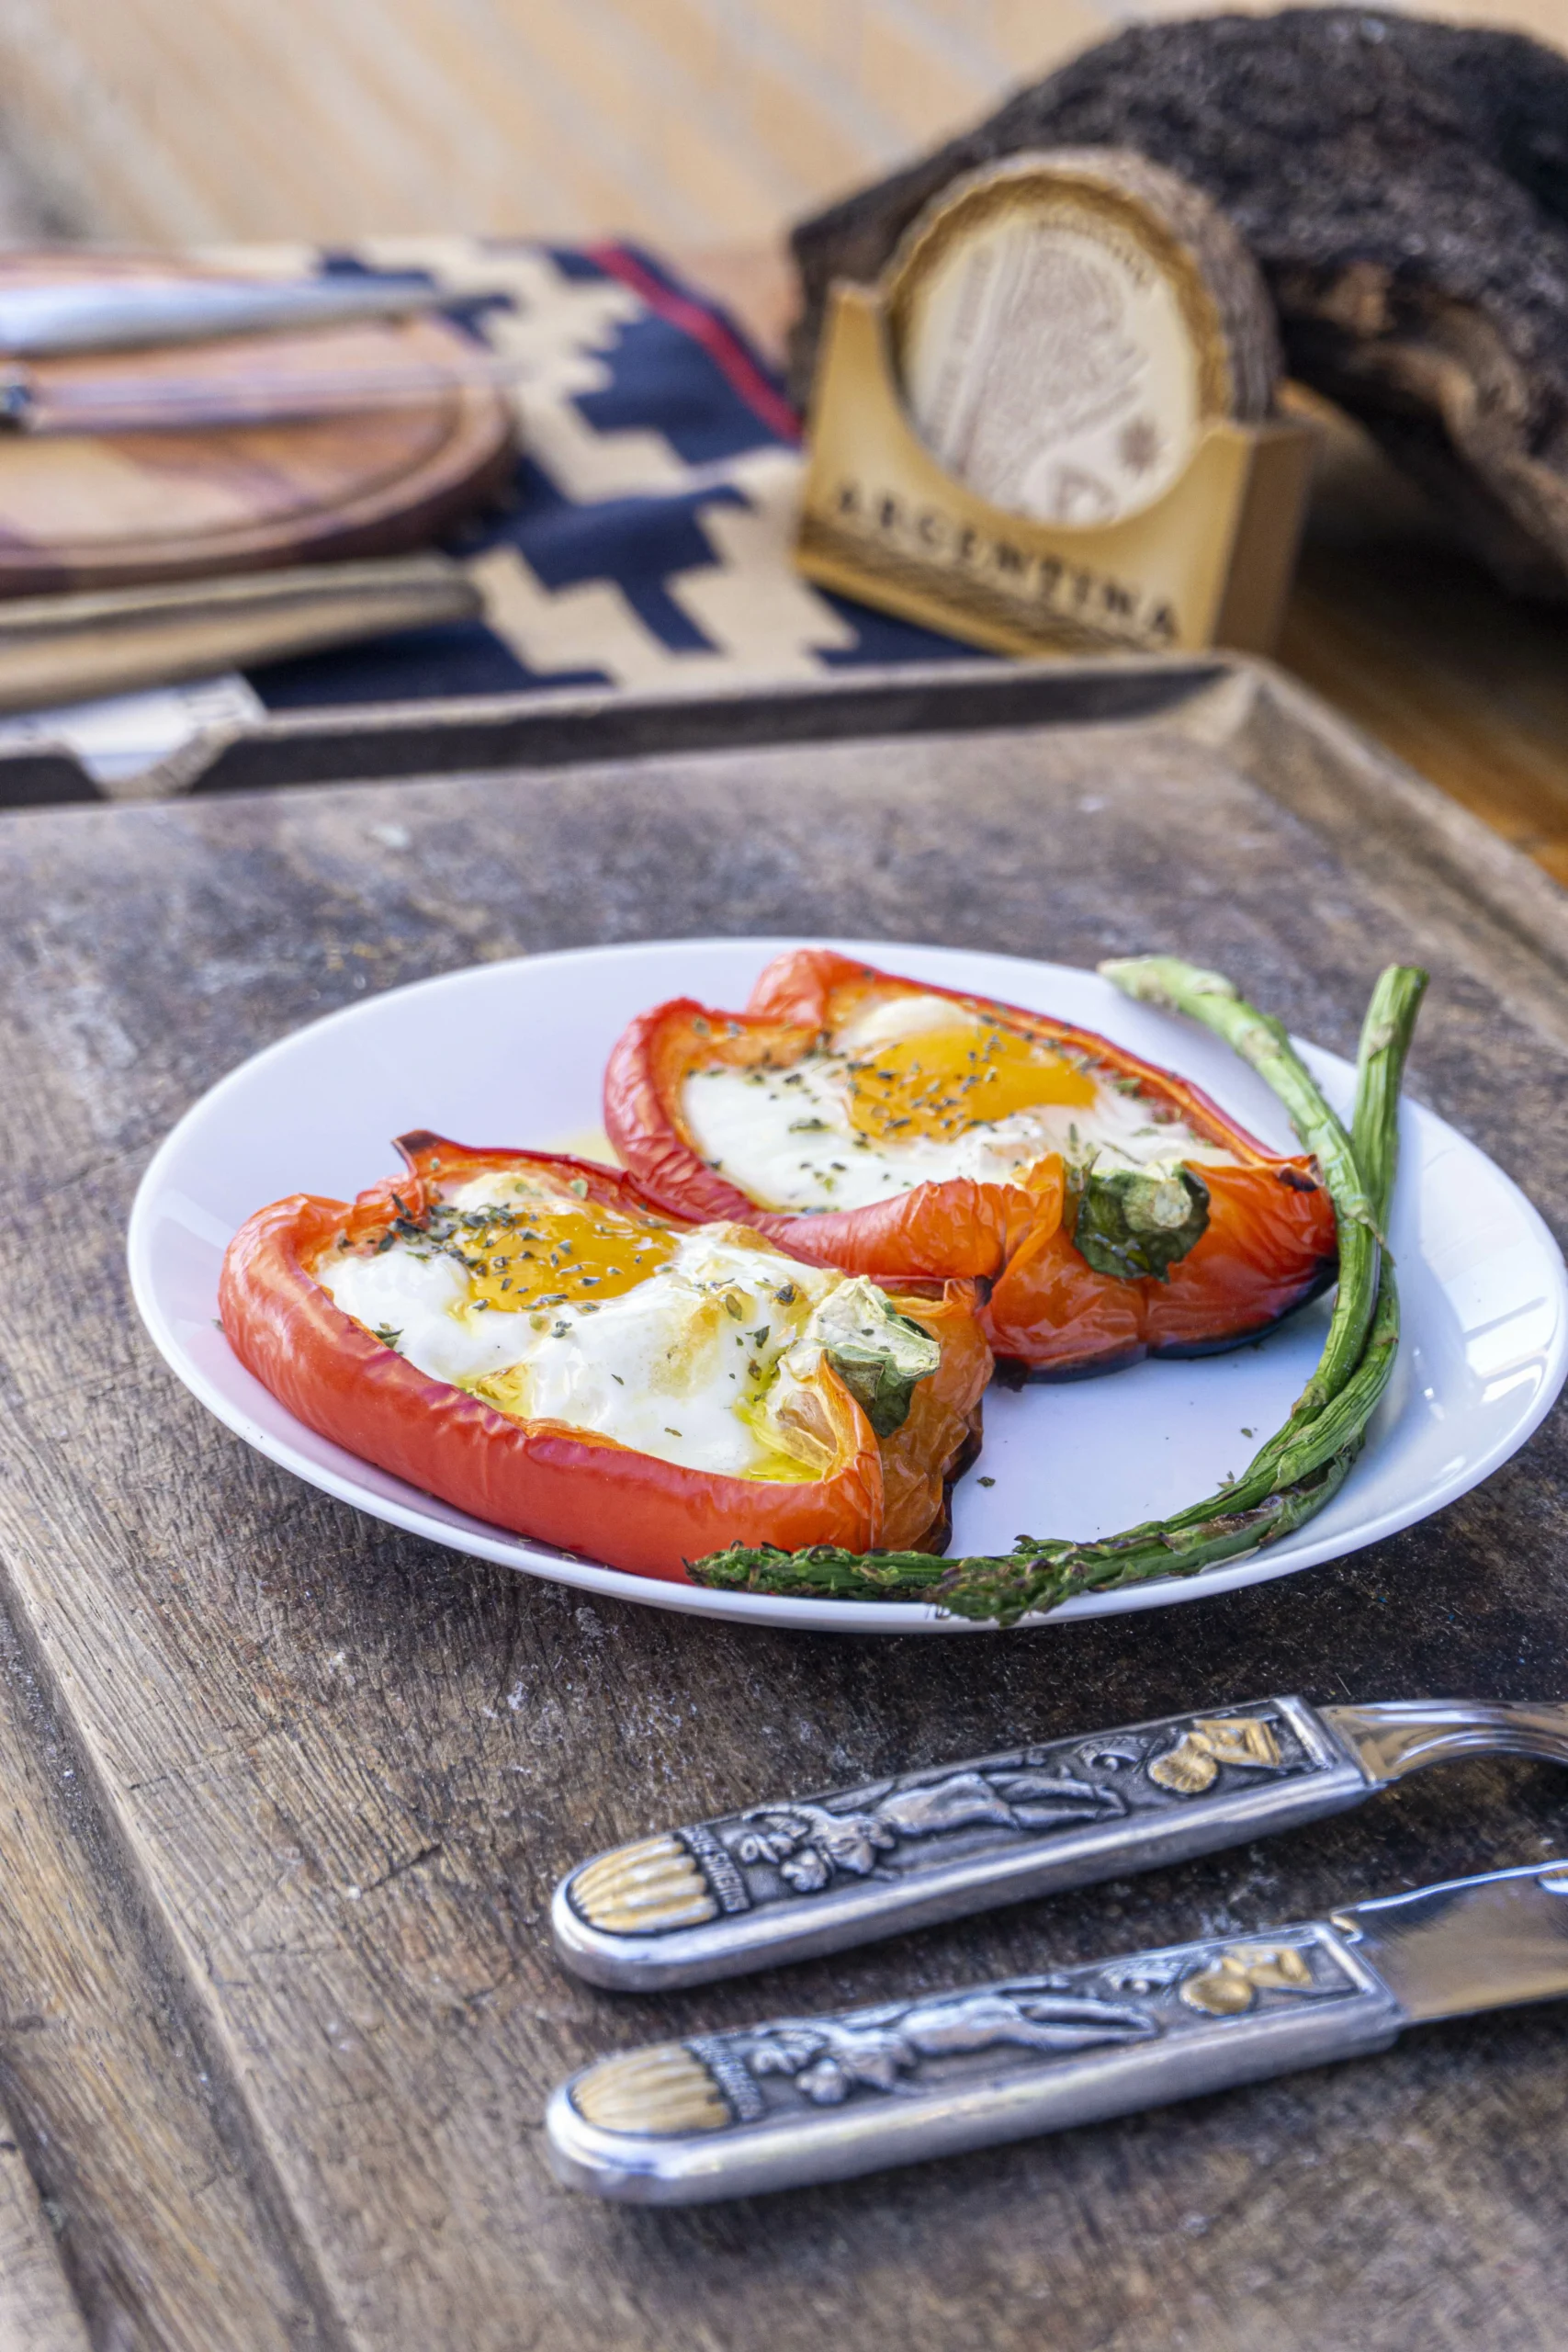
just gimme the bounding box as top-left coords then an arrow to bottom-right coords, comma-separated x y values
0,662 -> 1565,2350
0,1579 -> 315,2350
0,2092 -> 93,2352
1279,536 -> 1568,893
0,252 -> 514,596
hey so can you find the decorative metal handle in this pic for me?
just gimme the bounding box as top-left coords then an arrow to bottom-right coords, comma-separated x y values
551,1696 -> 1368,1990
547,1917 -> 1402,2201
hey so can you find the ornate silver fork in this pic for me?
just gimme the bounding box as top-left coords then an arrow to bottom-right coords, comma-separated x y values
552,1697 -> 1568,1990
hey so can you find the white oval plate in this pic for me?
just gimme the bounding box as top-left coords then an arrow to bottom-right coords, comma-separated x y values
129,938 -> 1567,1633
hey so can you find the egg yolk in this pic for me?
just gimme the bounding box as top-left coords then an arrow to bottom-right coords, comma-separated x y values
430,1188 -> 677,1312
844,1019 -> 1097,1143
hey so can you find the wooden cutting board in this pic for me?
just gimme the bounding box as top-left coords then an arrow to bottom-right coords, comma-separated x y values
0,251 -> 516,594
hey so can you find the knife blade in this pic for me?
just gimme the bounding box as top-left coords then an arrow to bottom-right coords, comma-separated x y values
0,273 -> 478,358
547,1860 -> 1568,2202
0,356 -> 520,436
551,1697 -> 1568,1990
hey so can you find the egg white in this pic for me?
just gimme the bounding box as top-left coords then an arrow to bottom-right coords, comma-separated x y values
682,992 -> 1238,1214
316,1175 -> 903,1479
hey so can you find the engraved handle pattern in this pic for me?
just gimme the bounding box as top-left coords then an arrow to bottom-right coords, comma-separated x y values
547,1919 -> 1402,2201
552,1696 -> 1367,1989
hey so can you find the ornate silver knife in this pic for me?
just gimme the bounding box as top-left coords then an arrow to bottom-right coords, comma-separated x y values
552,1698 -> 1568,1990
547,1860 -> 1568,2202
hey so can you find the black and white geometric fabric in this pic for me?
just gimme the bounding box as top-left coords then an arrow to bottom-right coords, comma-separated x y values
244,235 -> 974,713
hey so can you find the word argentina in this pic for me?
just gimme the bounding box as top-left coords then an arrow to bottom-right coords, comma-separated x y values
830,477 -> 1179,648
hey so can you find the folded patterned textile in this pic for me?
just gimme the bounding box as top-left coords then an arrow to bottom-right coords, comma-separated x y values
250,238 -> 971,712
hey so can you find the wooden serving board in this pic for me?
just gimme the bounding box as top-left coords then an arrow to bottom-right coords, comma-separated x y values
0,658 -> 1563,2348
0,251 -> 516,594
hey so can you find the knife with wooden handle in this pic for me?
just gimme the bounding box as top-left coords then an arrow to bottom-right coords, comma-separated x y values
547,1860 -> 1568,2202
0,558 -> 481,717
551,1697 -> 1568,1990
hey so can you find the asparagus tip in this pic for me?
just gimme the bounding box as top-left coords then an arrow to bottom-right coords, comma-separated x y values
1099,955 -> 1244,1011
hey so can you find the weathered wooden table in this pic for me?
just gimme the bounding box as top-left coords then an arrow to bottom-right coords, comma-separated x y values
0,658 -> 1565,2352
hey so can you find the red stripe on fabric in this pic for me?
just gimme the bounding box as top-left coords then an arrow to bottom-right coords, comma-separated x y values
582,243 -> 802,447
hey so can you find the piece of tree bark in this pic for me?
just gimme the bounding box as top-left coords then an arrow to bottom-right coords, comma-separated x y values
789,7 -> 1568,598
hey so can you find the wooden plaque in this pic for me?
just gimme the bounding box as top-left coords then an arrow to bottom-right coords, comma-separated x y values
795,153 -> 1311,661
888,149 -> 1280,528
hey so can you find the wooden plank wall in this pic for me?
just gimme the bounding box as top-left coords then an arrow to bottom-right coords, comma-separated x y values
0,0 -> 1562,252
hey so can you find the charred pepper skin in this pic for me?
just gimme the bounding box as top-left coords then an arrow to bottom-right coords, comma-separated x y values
604,950 -> 1337,1376
219,1135 -> 990,1584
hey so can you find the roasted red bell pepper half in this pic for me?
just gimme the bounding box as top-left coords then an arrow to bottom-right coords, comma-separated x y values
604,949 -> 1337,1375
220,1132 -> 991,1583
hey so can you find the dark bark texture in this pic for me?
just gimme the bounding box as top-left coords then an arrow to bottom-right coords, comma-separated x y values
789,8 -> 1568,597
